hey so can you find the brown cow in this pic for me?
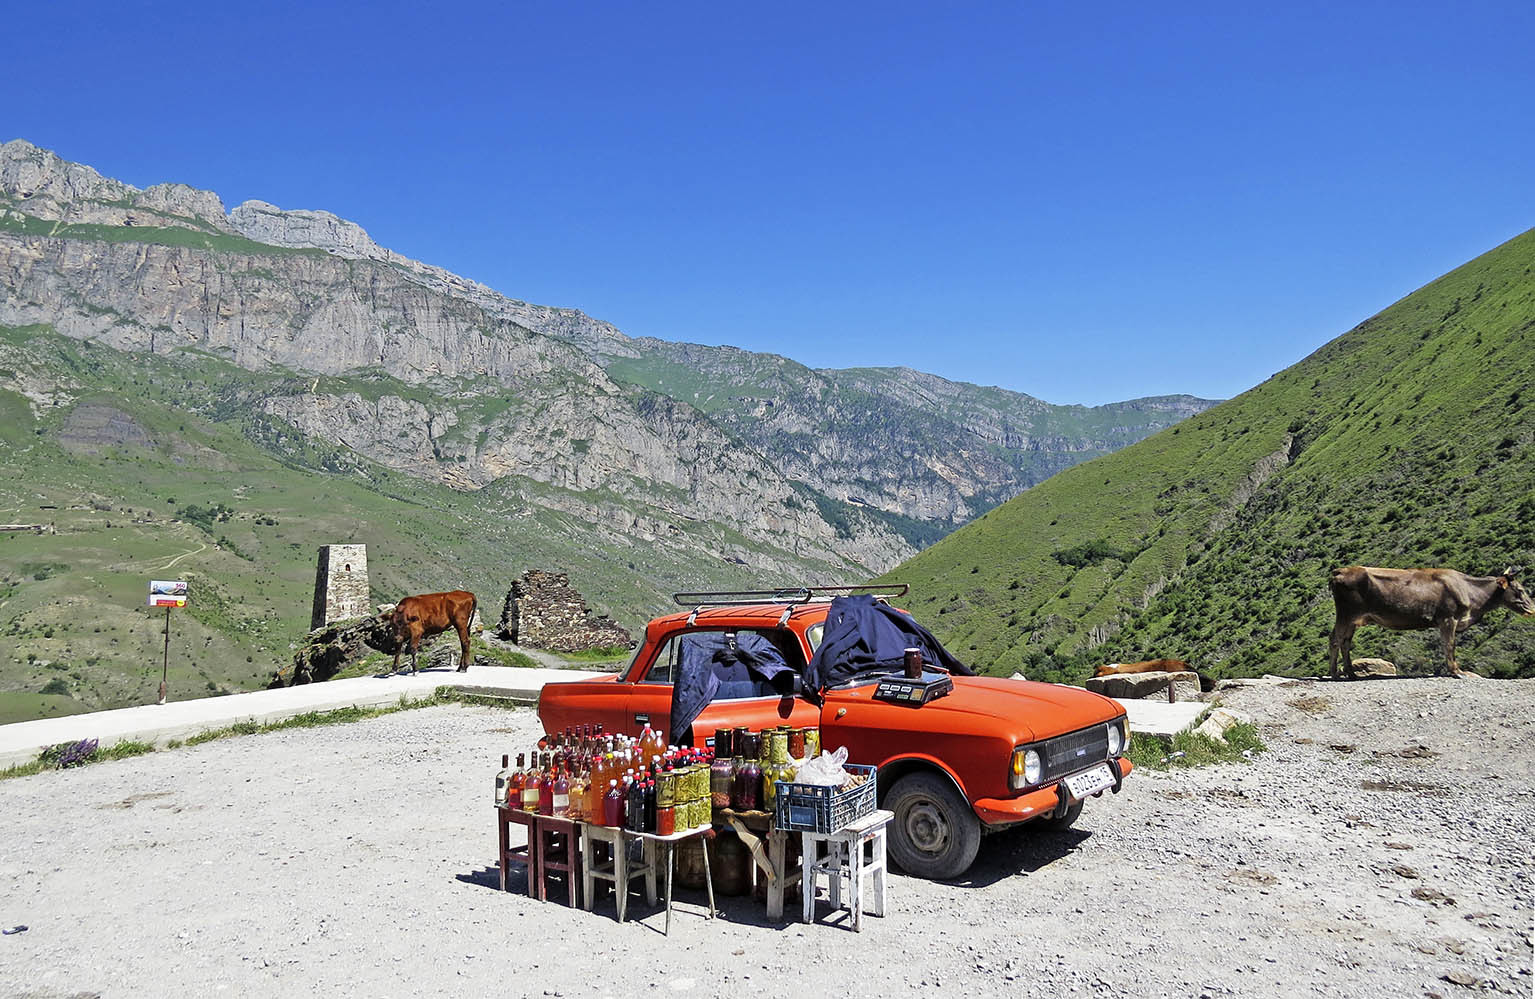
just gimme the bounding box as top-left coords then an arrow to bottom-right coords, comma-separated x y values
1094,659 -> 1190,677
1328,566 -> 1534,679
390,590 -> 478,674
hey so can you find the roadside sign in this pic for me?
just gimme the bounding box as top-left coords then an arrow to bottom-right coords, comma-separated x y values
148,580 -> 188,608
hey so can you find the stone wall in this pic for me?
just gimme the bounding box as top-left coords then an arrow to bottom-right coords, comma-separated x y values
496,570 -> 633,652
310,544 -> 370,630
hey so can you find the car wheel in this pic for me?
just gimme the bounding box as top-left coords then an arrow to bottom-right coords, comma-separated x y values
1043,800 -> 1083,830
885,772 -> 981,880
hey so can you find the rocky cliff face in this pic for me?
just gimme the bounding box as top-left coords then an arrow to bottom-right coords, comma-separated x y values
0,138 -> 1211,576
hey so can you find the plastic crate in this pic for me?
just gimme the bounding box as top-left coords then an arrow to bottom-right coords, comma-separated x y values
773,764 -> 878,833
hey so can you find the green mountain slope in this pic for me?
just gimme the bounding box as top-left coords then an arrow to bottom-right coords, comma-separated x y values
885,228 -> 1535,681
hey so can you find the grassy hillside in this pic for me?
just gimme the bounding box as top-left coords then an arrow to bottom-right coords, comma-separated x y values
886,227 -> 1535,681
0,326 -> 863,723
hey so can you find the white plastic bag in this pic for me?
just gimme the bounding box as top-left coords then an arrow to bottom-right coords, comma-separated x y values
792,746 -> 850,786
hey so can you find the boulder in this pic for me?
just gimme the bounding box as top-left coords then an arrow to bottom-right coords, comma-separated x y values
1085,670 -> 1202,702
1347,658 -> 1398,679
1195,706 -> 1252,744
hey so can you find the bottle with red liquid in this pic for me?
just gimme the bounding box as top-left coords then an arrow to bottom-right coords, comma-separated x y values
538,758 -> 556,816
521,754 -> 543,812
603,779 -> 624,827
552,765 -> 570,818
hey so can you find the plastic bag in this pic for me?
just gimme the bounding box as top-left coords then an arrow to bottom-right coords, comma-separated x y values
792,746 -> 850,786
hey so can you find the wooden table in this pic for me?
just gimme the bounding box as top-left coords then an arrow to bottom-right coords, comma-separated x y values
713,807 -> 801,921
625,825 -> 716,935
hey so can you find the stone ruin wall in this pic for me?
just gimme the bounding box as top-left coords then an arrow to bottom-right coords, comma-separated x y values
496,569 -> 633,652
310,544 -> 370,630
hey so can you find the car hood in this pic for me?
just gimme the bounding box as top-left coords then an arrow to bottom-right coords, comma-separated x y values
827,674 -> 1124,744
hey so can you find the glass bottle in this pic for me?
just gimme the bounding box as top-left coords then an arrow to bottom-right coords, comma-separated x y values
552,765 -> 570,818
538,761 -> 556,816
603,779 -> 623,827
507,753 -> 526,810
522,755 -> 543,812
495,754 -> 511,807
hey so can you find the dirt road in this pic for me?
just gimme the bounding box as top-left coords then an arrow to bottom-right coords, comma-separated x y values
0,677 -> 1530,998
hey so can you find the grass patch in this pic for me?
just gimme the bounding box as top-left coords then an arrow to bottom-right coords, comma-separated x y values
554,645 -> 631,664
1287,695 -> 1333,714
1126,720 -> 1266,772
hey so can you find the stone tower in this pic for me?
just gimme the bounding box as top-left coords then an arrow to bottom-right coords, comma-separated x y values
310,544 -> 370,630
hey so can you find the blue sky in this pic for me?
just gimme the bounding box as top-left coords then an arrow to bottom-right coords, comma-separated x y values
9,1 -> 1533,404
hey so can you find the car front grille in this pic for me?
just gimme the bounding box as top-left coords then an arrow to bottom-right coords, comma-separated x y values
1041,724 -> 1109,782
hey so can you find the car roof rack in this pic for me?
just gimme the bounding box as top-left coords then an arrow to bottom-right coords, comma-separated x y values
671,583 -> 909,608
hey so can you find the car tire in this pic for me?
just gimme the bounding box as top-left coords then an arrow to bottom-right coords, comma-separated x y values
885,772 -> 981,880
1043,800 -> 1083,830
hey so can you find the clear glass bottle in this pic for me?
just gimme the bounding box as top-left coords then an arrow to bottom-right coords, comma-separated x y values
495,754 -> 511,807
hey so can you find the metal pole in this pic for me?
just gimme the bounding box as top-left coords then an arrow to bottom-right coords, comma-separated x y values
158,606 -> 170,705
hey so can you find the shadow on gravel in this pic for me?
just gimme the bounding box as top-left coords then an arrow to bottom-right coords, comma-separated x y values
946,826 -> 1094,889
457,865 -> 522,893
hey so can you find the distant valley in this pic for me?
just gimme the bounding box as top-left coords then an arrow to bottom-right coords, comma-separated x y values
0,139 -> 1212,720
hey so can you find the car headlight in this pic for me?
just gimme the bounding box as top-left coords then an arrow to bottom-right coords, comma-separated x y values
1010,746 -> 1043,789
1106,721 -> 1123,757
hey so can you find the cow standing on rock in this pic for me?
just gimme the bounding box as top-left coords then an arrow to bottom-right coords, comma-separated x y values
389,590 -> 478,674
1327,566 -> 1534,679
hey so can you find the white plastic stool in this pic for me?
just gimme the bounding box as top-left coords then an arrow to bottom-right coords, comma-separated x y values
800,808 -> 891,931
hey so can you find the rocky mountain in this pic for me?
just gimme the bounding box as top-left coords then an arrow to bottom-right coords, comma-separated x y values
0,138 -> 1216,719
0,139 -> 1213,550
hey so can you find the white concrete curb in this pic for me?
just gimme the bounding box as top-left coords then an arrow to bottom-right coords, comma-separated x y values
0,665 -> 604,769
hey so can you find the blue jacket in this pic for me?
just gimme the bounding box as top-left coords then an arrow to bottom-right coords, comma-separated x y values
803,594 -> 973,695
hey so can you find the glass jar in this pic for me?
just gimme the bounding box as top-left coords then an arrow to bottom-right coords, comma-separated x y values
766,729 -> 789,765
710,755 -> 735,809
733,755 -> 761,811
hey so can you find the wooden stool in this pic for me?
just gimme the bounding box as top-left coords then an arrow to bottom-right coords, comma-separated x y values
626,824 -> 716,935
800,809 -> 891,932
497,806 -> 538,895
531,814 -> 583,906
580,823 -> 656,922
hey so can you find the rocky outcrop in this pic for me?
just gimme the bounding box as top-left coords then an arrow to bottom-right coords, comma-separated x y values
273,614 -> 398,687
497,570 -> 634,652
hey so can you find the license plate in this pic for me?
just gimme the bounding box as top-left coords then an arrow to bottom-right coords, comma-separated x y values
1062,762 -> 1115,801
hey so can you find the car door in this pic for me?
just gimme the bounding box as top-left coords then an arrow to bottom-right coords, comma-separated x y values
624,628 -> 820,745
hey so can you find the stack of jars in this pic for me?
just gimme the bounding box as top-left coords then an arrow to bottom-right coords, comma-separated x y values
707,724 -> 822,816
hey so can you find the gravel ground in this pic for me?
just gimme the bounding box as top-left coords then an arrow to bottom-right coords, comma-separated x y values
0,677 -> 1531,998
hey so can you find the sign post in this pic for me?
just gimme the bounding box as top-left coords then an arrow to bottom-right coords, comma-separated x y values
148,581 -> 189,705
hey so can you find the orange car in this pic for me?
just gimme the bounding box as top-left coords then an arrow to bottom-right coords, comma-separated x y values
538,588 -> 1132,879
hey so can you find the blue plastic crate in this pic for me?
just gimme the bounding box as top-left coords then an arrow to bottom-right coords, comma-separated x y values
773,764 -> 877,833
